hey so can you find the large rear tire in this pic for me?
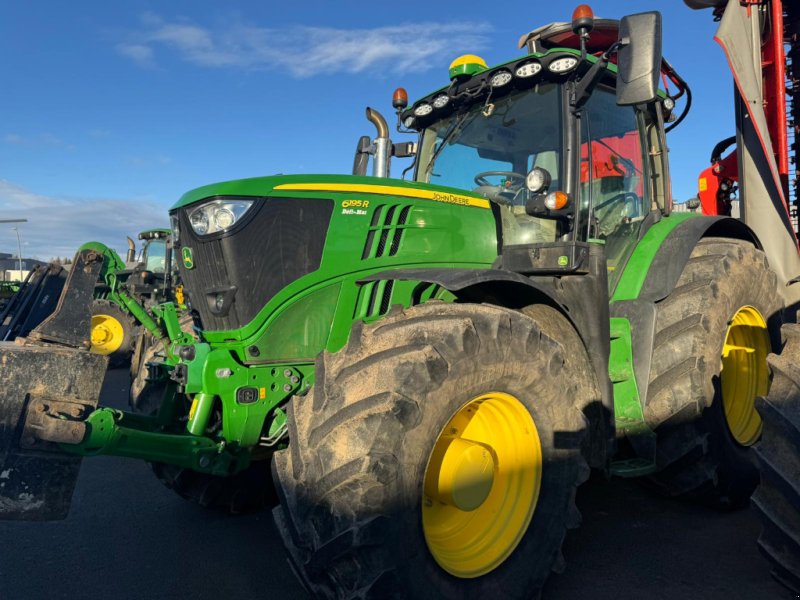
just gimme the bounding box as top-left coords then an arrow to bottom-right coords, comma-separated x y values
753,323 -> 800,593
90,299 -> 136,368
272,302 -> 599,599
645,238 -> 781,508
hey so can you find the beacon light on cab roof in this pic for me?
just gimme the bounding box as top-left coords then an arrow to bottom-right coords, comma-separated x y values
571,4 -> 595,34
392,87 -> 409,110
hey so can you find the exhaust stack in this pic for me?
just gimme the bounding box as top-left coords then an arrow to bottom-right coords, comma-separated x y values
366,107 -> 391,178
126,237 -> 136,263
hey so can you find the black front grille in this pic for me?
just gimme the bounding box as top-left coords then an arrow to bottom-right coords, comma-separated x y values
174,196 -> 334,331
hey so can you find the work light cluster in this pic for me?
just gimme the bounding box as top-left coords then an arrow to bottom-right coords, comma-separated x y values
410,55 -> 579,120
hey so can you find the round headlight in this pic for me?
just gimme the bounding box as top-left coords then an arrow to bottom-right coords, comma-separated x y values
548,56 -> 578,74
489,70 -> 513,88
526,167 -> 551,193
663,96 -> 675,111
414,103 -> 433,117
432,94 -> 449,109
189,209 -> 209,235
214,207 -> 235,229
187,198 -> 254,236
515,61 -> 542,78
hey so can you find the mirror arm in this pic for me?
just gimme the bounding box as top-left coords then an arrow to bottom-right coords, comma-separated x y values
572,41 -> 624,110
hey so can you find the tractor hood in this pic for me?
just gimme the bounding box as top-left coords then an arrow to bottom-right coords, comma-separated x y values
170,174 -> 497,334
171,174 -> 490,212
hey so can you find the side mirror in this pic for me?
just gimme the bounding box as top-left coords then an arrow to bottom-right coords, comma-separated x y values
352,136 -> 371,176
616,11 -> 662,106
392,141 -> 417,158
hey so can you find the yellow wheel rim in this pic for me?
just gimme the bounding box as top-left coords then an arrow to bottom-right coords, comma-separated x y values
422,392 -> 542,578
90,314 -> 125,355
721,306 -> 770,446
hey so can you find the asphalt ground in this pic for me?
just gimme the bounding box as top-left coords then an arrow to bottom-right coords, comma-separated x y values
0,367 -> 794,600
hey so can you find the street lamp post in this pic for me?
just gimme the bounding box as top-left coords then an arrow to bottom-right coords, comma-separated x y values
0,220 -> 28,281
12,228 -> 22,276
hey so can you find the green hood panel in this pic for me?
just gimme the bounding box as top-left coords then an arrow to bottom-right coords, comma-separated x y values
171,174 -> 491,211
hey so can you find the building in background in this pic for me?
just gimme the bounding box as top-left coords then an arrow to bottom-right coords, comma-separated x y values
0,252 -> 47,281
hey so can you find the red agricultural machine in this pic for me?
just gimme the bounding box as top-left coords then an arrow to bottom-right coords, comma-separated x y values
688,0 -> 800,590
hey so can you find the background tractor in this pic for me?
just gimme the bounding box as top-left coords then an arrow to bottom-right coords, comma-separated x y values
0,2 -> 798,598
90,228 -> 184,366
0,228 -> 184,368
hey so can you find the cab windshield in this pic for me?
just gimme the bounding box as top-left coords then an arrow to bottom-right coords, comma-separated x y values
415,83 -> 563,244
141,239 -> 167,273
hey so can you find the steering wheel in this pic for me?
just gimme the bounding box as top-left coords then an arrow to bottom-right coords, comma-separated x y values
474,171 -> 526,188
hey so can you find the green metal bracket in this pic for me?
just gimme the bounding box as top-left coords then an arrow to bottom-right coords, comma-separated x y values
63,408 -> 249,476
77,240 -> 167,341
608,317 -> 657,477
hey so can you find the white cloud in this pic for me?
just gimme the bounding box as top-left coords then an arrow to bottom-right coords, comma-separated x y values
116,43 -> 155,67
3,132 -> 74,150
117,14 -> 492,77
0,180 -> 168,261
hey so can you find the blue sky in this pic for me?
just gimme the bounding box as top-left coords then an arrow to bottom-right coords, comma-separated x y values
2,1 -> 732,260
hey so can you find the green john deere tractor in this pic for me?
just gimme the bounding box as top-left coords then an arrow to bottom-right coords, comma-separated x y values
0,7 -> 797,598
90,228 -> 184,367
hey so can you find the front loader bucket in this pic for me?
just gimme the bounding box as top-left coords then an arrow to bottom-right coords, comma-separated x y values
0,343 -> 107,520
0,245 -> 110,520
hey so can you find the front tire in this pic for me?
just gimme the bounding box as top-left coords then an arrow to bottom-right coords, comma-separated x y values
645,238 -> 781,508
272,302 -> 598,599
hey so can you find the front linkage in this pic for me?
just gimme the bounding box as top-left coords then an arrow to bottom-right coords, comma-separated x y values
0,242 -> 313,520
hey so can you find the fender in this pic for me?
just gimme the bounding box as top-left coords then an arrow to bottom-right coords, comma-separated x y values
613,214 -> 761,304
610,214 -> 762,449
362,248 -> 615,470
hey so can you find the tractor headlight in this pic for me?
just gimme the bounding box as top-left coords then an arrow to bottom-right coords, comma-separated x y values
187,199 -> 255,236
170,213 -> 180,245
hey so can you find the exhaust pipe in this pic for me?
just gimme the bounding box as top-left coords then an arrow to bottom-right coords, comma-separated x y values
126,237 -> 136,263
366,107 -> 391,178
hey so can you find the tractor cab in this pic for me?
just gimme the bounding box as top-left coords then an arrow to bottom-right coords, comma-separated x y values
401,8 -> 685,288
137,228 -> 171,275
126,228 -> 180,308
